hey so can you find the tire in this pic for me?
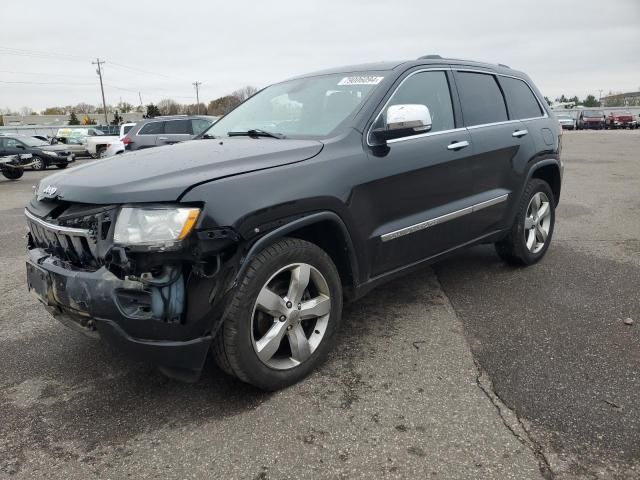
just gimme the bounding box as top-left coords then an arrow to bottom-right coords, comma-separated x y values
2,168 -> 23,180
56,163 -> 68,169
31,156 -> 45,170
212,237 -> 343,391
495,179 -> 555,266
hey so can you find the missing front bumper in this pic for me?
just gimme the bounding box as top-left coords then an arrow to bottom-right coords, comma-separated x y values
26,248 -> 213,374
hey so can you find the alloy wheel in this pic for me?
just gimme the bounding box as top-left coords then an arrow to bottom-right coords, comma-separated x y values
524,192 -> 551,253
31,158 -> 44,170
251,263 -> 331,370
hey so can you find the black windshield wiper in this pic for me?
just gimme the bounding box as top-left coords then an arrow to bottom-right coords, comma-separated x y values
227,129 -> 284,139
201,133 -> 217,139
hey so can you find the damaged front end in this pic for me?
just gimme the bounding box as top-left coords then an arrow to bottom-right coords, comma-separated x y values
25,199 -> 242,381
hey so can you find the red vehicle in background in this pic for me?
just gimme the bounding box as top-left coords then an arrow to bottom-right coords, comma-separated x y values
605,111 -> 637,129
576,110 -> 606,130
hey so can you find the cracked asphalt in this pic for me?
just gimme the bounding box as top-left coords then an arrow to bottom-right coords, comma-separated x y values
0,130 -> 638,479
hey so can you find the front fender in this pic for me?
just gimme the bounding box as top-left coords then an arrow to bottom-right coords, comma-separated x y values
233,211 -> 359,292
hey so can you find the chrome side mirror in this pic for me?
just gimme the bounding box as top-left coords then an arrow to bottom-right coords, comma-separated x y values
372,104 -> 432,144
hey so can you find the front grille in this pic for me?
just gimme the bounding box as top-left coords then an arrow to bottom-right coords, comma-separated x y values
26,209 -> 98,267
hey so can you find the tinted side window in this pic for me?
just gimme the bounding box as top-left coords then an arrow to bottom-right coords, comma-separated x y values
500,76 -> 543,119
123,125 -> 134,135
5,138 -> 21,148
165,119 -> 193,135
192,119 -> 212,135
456,72 -> 508,126
138,121 -> 165,135
375,71 -> 454,133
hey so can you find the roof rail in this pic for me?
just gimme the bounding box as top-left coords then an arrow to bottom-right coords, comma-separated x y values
418,54 -> 442,60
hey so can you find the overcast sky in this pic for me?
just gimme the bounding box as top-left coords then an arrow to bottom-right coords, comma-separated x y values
1,0 -> 639,112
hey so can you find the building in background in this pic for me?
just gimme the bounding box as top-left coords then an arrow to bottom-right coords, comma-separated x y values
601,91 -> 640,107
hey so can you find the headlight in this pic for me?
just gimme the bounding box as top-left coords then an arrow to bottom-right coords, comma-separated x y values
114,206 -> 201,247
43,150 -> 59,157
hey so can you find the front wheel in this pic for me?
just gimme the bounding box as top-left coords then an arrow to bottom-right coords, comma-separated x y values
2,168 -> 23,180
495,179 -> 555,265
213,237 -> 343,391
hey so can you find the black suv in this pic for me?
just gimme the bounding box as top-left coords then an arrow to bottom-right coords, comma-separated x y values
0,134 -> 75,170
25,56 -> 562,390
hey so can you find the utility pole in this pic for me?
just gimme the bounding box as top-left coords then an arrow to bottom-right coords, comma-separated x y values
598,89 -> 603,106
92,58 -> 108,125
138,92 -> 143,110
193,81 -> 202,114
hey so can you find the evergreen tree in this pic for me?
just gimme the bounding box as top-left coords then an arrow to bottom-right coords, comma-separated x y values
68,111 -> 80,125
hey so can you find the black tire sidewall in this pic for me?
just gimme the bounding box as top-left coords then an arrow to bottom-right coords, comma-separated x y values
2,169 -> 23,180
513,180 -> 556,264
225,239 -> 343,391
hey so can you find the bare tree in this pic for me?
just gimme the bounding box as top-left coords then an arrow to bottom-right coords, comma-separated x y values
117,101 -> 134,113
157,99 -> 180,116
232,85 -> 259,102
207,95 -> 241,116
42,107 -> 66,115
75,102 -> 95,114
20,106 -> 33,117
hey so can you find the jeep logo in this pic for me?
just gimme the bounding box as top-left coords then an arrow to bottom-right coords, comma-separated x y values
42,185 -> 57,197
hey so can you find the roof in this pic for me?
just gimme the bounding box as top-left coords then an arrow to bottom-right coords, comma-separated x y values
287,56 -> 523,81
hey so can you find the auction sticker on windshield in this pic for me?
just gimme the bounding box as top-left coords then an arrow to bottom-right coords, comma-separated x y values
338,76 -> 384,86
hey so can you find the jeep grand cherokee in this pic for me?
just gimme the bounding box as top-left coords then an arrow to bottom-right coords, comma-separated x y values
25,56 -> 562,390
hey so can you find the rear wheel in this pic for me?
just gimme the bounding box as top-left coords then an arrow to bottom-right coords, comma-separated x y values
495,179 -> 555,265
31,157 -> 45,170
213,237 -> 343,391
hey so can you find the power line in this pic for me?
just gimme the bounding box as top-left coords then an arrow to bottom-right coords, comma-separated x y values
0,80 -> 95,86
0,47 -> 89,62
0,69 -> 94,79
106,61 -> 192,83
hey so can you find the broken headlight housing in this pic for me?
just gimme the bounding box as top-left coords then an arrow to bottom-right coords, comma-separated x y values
114,206 -> 200,248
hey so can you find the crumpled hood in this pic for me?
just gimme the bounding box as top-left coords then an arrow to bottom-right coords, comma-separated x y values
36,138 -> 323,204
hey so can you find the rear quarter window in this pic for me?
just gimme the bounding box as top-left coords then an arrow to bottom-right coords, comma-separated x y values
455,72 -> 508,126
499,76 -> 543,120
165,119 -> 193,135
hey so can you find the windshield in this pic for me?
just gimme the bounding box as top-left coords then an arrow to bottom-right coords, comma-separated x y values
202,72 -> 386,138
583,110 -> 603,117
20,137 -> 49,147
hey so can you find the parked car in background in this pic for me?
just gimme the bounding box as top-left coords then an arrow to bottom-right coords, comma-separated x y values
56,127 -> 106,138
556,113 -> 576,130
122,115 -> 218,151
24,57 -> 562,390
0,135 -> 74,170
576,110 -> 605,130
606,111 -> 637,129
102,123 -> 138,158
55,136 -> 90,157
87,123 -> 138,158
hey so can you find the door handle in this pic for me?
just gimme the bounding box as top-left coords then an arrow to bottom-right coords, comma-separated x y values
158,136 -> 169,141
447,140 -> 470,151
512,129 -> 528,138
